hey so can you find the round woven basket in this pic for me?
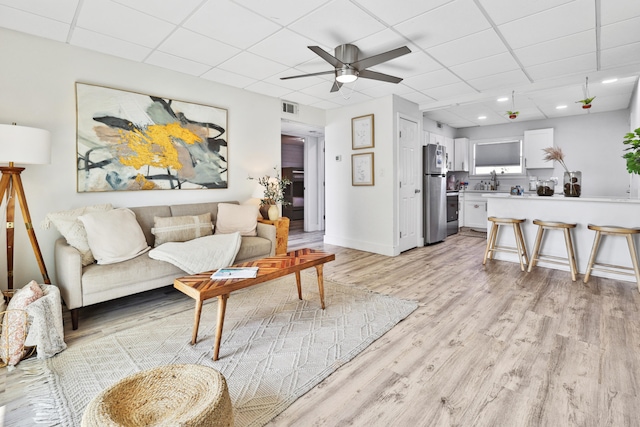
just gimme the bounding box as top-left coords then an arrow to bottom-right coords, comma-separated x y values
81,364 -> 233,427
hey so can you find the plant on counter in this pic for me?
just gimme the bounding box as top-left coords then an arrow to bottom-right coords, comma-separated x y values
576,96 -> 596,109
622,127 -> 640,175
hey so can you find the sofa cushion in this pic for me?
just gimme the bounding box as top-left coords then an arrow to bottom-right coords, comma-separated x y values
129,205 -> 171,247
214,203 -> 258,236
151,213 -> 213,247
42,204 -> 113,266
79,208 -> 150,265
236,236 -> 273,262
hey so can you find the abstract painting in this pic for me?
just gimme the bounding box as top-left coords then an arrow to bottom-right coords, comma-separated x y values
76,83 -> 228,192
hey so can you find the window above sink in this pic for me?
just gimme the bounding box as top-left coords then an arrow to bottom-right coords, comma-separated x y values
472,138 -> 523,176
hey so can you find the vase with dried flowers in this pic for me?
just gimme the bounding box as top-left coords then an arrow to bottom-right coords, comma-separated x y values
248,167 -> 291,219
542,146 -> 581,197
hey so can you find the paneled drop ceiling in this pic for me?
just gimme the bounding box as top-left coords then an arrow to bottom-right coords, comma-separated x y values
0,0 -> 638,128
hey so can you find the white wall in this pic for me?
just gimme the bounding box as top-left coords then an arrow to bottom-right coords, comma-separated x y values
629,80 -> 640,197
455,110 -> 631,197
0,28 -> 287,288
324,95 -> 420,256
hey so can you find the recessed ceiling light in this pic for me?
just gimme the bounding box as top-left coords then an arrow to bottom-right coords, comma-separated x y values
556,105 -> 568,109
478,115 -> 487,120
497,97 -> 509,102
602,78 -> 618,84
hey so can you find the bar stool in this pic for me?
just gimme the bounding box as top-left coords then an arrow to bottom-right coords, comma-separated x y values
527,220 -> 578,281
583,225 -> 640,290
483,217 -> 529,271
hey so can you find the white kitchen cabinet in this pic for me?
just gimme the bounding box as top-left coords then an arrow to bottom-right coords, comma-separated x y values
443,137 -> 454,170
459,192 -> 465,227
524,128 -> 554,169
464,193 -> 487,230
454,138 -> 469,171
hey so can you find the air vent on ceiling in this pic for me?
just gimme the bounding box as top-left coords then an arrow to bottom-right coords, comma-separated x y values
282,101 -> 299,115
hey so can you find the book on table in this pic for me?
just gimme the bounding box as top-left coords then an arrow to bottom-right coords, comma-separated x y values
211,267 -> 259,279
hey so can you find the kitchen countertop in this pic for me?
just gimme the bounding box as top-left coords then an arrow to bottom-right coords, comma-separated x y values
482,193 -> 640,204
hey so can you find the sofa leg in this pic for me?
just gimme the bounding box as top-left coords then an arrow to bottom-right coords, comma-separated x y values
71,309 -> 79,330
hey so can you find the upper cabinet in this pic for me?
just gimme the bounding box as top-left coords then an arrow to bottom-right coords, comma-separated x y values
454,138 -> 469,172
524,128 -> 554,169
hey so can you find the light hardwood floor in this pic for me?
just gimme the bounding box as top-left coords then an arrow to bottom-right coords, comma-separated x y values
6,226 -> 640,426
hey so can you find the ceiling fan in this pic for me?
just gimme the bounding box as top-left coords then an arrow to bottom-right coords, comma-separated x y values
281,44 -> 411,92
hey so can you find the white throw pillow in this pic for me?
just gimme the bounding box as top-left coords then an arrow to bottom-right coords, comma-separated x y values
78,208 -> 150,265
41,204 -> 113,266
215,203 -> 259,236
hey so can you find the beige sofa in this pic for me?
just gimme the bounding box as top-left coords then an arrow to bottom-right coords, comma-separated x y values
54,201 -> 276,329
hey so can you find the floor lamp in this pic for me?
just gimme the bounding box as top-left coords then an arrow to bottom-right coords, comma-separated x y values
0,123 -> 51,290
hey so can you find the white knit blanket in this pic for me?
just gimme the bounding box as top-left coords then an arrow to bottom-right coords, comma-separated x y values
148,232 -> 241,274
24,284 -> 67,359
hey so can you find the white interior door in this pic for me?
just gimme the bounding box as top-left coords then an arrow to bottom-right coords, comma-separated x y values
399,116 -> 419,252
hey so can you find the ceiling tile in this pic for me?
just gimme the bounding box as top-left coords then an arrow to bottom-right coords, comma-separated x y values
184,0 -> 280,49
111,0 -> 203,25
217,51 -> 289,80
234,0 -> 330,26
601,42 -> 640,69
351,28 -> 414,58
355,0 -> 451,26
327,91 -> 373,106
311,99 -> 342,109
467,69 -> 530,91
427,29 -> 507,67
514,31 -> 594,67
403,68 -> 461,91
526,53 -> 597,81
248,29 -> 321,67
76,0 -> 175,48
158,28 -> 240,68
200,68 -> 256,88
0,0 -> 79,23
423,81 -> 478,101
451,52 -> 521,81
70,27 -> 151,61
359,83 -> 415,98
287,0 -> 386,47
601,0 -> 640,25
145,51 -> 212,76
0,5 -> 69,41
477,0 -> 574,25
601,16 -> 640,50
244,81 -> 293,98
281,91 -> 324,106
498,0 -> 594,50
401,91 -> 437,105
394,0 -> 491,49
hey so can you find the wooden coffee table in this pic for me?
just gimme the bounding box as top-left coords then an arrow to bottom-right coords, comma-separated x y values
174,248 -> 335,360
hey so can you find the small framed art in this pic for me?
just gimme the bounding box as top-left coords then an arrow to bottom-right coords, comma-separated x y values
351,114 -> 374,149
352,152 -> 374,186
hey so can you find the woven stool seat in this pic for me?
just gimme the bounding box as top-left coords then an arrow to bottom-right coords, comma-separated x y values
82,364 -> 233,427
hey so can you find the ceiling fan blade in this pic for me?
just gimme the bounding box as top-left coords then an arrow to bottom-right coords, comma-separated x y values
358,69 -> 403,84
330,80 -> 342,92
308,46 -> 345,68
280,70 -> 335,80
351,46 -> 411,70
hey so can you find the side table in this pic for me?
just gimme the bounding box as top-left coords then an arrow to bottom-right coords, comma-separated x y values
258,216 -> 290,255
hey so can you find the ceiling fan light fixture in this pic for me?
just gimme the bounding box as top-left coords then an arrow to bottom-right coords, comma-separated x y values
336,68 -> 358,83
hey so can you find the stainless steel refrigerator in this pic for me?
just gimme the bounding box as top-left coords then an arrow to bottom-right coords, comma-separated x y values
423,144 -> 447,245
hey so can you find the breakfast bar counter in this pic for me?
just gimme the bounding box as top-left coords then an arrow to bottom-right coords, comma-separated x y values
484,193 -> 640,282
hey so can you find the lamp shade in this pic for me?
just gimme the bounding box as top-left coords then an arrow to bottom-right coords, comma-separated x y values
0,124 -> 51,165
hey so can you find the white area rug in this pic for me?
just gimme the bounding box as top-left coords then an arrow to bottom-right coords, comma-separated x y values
13,275 -> 417,426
